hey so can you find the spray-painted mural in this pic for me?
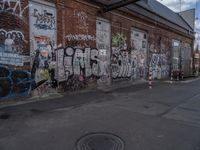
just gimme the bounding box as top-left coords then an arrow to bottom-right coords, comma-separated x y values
56,46 -> 109,90
149,38 -> 170,79
33,9 -> 56,30
0,65 -> 33,99
172,40 -> 192,77
0,29 -> 26,66
0,0 -> 30,66
111,33 -> 132,79
96,19 -> 110,85
29,1 -> 57,93
181,43 -> 191,76
130,29 -> 148,79
0,0 -> 32,99
0,0 -> 30,17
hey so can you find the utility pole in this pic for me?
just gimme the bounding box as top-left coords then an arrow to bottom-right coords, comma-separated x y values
196,0 -> 199,20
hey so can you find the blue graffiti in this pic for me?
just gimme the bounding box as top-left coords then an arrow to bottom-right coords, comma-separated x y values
0,65 -> 33,99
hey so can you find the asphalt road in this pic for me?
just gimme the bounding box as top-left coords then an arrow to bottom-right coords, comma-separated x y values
1,79 -> 200,150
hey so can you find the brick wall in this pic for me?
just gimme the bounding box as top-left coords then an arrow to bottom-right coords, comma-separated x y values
56,0 -> 193,49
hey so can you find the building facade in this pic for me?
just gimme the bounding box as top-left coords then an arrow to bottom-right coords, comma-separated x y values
0,0 -> 195,99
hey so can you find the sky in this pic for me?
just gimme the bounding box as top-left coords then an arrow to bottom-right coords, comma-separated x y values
157,0 -> 200,48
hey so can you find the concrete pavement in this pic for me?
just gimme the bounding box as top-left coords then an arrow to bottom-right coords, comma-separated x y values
1,78 -> 200,150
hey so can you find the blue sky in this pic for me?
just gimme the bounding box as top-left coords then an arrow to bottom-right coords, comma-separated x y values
156,0 -> 200,47
157,0 -> 200,32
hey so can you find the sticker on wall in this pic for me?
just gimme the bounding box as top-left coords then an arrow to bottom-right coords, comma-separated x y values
0,29 -> 26,66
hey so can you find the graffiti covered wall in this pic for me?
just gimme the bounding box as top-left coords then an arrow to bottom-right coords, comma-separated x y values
96,18 -> 111,85
181,43 -> 192,76
111,29 -> 148,81
0,0 -> 30,67
0,65 -> 32,99
64,7 -> 96,48
29,1 -> 57,84
0,29 -> 26,66
130,29 -> 148,79
111,32 -> 131,79
149,40 -> 170,79
0,0 -> 32,99
57,46 -> 110,90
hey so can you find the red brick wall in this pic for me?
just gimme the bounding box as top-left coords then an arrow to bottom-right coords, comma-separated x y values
0,0 -> 30,70
55,0 -> 193,50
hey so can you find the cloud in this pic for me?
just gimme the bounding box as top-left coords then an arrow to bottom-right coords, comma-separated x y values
196,20 -> 200,31
157,0 -> 196,12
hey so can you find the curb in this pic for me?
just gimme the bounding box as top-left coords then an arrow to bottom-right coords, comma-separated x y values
98,80 -> 148,93
0,92 -> 63,109
164,76 -> 200,84
0,88 -> 98,109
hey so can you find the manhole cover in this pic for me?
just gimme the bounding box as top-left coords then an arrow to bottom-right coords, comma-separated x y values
76,132 -> 125,150
0,112 -> 10,120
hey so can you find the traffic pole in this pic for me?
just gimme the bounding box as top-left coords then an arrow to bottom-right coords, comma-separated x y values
181,71 -> 184,80
176,71 -> 179,81
170,70 -> 173,84
149,68 -> 152,89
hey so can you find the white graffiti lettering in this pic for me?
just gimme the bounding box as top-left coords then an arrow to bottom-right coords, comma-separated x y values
111,50 -> 132,79
65,34 -> 96,41
33,9 -> 56,30
57,47 -> 108,82
74,10 -> 88,31
150,45 -> 170,79
0,0 -> 31,17
0,29 -> 24,40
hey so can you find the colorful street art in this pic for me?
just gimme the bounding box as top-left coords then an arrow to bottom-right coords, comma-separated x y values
0,0 -> 30,67
0,29 -> 26,66
149,43 -> 170,79
0,0 -> 32,99
33,9 -> 56,30
29,1 -> 57,53
111,33 -> 133,79
56,46 -> 110,90
0,0 -> 30,17
0,65 -> 32,99
29,1 -> 57,93
96,19 -> 111,85
111,49 -> 132,79
130,29 -> 148,79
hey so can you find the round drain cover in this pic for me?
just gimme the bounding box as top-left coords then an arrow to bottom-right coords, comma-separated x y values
76,132 -> 125,150
0,112 -> 10,120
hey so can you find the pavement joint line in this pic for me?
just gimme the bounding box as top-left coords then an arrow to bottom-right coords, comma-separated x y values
157,92 -> 200,118
178,107 -> 200,112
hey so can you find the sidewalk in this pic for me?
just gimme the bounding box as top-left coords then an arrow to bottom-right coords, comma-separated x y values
164,76 -> 200,83
0,80 -> 148,110
0,76 -> 199,110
